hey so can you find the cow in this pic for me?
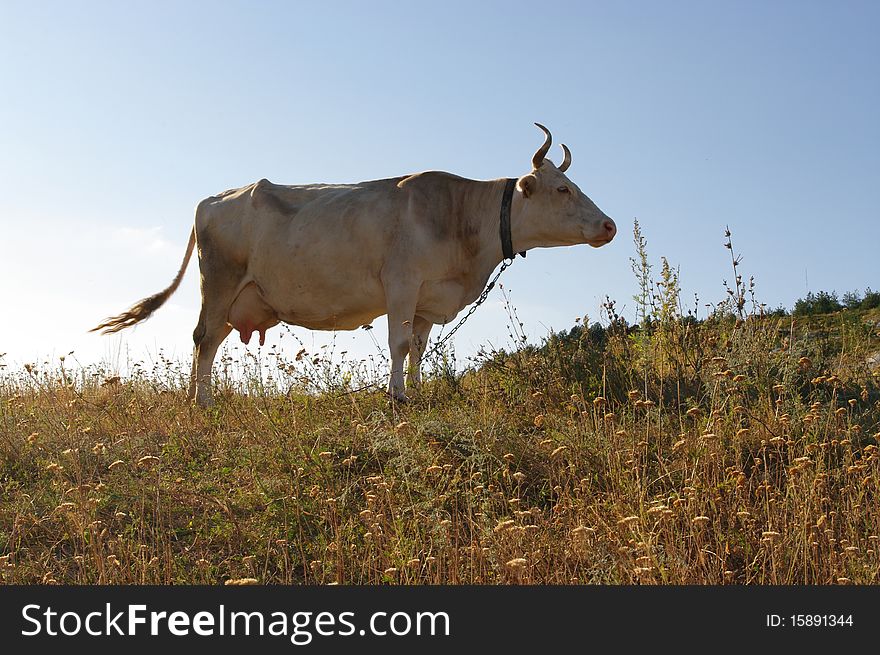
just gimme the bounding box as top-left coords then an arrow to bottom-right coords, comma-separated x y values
92,124 -> 616,406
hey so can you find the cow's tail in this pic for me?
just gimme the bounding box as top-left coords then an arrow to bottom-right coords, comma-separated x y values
91,227 -> 197,335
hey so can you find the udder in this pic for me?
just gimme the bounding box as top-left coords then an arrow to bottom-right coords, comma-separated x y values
228,282 -> 279,346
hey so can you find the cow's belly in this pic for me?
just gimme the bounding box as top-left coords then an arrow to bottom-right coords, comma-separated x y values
259,275 -> 387,332
278,306 -> 385,331
243,228 -> 389,331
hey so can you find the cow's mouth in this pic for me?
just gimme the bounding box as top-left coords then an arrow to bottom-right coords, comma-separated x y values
585,218 -> 617,247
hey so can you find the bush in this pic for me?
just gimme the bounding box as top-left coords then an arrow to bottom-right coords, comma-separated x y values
861,288 -> 880,310
793,291 -> 843,316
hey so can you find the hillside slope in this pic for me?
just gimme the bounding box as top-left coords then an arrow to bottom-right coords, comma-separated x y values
1,308 -> 878,584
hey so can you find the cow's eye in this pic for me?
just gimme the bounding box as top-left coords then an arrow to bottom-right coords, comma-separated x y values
557,186 -> 570,194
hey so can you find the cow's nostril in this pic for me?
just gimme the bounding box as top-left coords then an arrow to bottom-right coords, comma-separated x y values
603,220 -> 617,237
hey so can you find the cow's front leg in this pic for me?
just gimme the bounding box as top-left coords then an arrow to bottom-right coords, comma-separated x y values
385,287 -> 419,402
407,315 -> 433,390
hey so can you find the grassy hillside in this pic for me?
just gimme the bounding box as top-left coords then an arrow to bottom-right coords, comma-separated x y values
2,304 -> 878,585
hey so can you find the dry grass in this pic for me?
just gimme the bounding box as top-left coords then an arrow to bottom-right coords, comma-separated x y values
2,225 -> 879,585
1,304 -> 878,586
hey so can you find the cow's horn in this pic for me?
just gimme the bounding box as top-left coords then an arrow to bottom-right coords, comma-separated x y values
532,123 -> 552,169
559,144 -> 572,172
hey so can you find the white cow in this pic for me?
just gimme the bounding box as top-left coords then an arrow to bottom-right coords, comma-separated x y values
93,124 -> 616,405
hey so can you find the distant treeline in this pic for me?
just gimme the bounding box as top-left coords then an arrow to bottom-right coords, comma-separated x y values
791,288 -> 880,316
550,286 -> 879,353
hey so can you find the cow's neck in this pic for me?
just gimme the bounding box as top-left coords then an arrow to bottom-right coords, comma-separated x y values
452,179 -> 525,298
477,178 -> 550,260
452,178 -> 563,303
478,178 -> 522,263
507,191 -> 558,253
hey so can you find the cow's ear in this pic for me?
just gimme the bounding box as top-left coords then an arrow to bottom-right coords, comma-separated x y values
517,174 -> 537,198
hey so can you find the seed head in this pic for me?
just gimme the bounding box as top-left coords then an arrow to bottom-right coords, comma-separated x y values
494,520 -> 516,533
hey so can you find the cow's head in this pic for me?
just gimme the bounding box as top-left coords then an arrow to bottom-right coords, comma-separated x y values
515,123 -> 616,248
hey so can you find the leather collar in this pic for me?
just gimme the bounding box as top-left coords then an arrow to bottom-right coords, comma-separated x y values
499,178 -> 526,260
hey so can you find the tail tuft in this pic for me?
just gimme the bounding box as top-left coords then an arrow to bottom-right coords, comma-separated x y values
90,290 -> 174,334
90,227 -> 197,335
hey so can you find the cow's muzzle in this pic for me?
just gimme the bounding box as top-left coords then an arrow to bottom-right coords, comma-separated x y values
588,219 -> 617,247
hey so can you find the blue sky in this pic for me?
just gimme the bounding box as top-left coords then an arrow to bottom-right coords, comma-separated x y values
1,1 -> 877,371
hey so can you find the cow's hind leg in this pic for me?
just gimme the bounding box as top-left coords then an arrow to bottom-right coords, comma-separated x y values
188,229 -> 240,407
190,305 -> 232,407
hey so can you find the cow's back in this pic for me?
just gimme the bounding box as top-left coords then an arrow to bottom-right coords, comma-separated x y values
195,178 -> 360,266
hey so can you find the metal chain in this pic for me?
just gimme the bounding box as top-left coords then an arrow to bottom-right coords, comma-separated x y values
333,260 -> 513,397
420,259 -> 513,362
